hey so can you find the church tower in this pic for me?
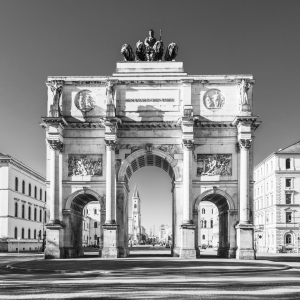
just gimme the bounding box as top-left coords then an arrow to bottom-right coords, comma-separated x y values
132,185 -> 141,243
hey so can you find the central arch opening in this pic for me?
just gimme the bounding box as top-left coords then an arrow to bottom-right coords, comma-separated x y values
122,152 -> 176,257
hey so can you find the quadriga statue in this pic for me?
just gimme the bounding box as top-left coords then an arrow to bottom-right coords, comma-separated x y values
120,29 -> 178,62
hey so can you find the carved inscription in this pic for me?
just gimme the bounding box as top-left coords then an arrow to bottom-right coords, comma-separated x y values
68,155 -> 103,176
197,154 -> 232,176
126,98 -> 174,102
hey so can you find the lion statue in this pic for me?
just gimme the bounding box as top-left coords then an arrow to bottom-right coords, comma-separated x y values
121,44 -> 135,62
164,43 -> 178,61
153,40 -> 164,61
135,40 -> 146,61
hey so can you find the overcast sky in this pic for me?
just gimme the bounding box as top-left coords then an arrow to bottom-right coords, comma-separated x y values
1,0 -> 300,232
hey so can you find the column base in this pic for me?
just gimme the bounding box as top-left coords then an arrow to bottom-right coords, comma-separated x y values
179,223 -> 196,259
102,223 -> 119,258
44,223 -> 64,259
218,247 -> 237,258
236,223 -> 255,260
118,247 -> 130,258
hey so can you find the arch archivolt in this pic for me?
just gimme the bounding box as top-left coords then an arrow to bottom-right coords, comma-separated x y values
117,148 -> 181,182
194,188 -> 236,212
65,188 -> 105,212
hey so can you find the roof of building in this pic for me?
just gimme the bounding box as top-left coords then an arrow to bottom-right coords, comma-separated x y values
0,152 -> 45,182
133,185 -> 139,198
276,141 -> 300,154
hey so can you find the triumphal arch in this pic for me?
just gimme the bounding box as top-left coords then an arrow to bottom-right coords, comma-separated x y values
41,31 -> 260,260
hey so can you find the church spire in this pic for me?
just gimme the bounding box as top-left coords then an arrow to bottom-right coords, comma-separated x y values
133,185 -> 139,198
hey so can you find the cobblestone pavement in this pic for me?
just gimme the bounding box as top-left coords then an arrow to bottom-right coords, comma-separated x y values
0,246 -> 300,299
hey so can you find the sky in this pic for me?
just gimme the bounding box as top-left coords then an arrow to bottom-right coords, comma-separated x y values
1,0 -> 300,231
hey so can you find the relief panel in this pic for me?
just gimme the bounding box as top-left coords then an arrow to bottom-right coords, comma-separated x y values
68,155 -> 103,176
197,154 -> 232,176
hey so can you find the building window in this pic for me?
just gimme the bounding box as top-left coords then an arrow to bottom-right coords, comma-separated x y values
286,194 -> 292,204
204,220 -> 207,228
202,235 -> 205,240
45,191 -> 47,202
28,229 -> 31,239
44,211 -> 47,223
22,181 -> 25,194
94,222 -> 97,228
34,186 -> 37,199
94,209 -> 97,215
38,230 -> 41,239
21,228 -> 24,239
285,234 -> 292,244
286,178 -> 292,188
202,208 -> 205,214
34,230 -> 36,239
286,212 -> 292,223
34,208 -> 37,221
134,204 -> 137,209
22,205 -> 25,218
29,184 -> 31,196
40,189 -> 42,200
210,219 -> 213,228
14,227 -> 18,239
286,158 -> 291,169
94,234 -> 97,240
15,202 -> 18,217
28,206 -> 31,220
15,177 -> 18,192
39,209 -> 42,222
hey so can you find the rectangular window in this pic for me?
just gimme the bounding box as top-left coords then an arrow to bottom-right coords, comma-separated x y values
286,178 -> 291,188
286,212 -> 292,223
286,193 -> 292,204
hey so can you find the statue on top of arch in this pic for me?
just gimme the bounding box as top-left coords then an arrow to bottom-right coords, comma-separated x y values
121,29 -> 178,62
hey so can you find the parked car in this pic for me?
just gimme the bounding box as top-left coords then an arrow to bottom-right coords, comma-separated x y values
200,244 -> 207,249
207,245 -> 213,248
213,246 -> 218,251
166,243 -> 170,248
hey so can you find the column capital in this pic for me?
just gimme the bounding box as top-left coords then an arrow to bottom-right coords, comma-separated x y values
181,139 -> 194,151
47,140 -> 64,153
105,139 -> 117,150
238,139 -> 252,149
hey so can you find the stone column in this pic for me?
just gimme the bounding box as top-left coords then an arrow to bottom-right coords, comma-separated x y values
102,137 -> 119,258
45,139 -> 64,259
179,139 -> 196,259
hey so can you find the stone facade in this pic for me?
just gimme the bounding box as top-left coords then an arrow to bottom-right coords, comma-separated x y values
0,153 -> 46,252
254,142 -> 300,253
41,60 -> 260,259
198,202 -> 216,247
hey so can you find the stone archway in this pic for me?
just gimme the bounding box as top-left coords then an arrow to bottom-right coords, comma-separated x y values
194,188 -> 238,258
116,149 -> 181,257
61,189 -> 106,258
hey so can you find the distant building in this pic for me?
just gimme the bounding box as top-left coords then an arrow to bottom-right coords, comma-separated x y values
0,153 -> 46,252
198,201 -> 218,247
254,141 -> 300,253
82,202 -> 103,247
159,224 -> 172,243
128,186 -> 142,244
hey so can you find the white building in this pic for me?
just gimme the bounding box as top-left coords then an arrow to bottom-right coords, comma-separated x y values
254,141 -> 300,253
198,201 -> 217,247
130,186 -> 142,244
0,153 -> 46,252
82,202 -> 102,247
159,224 -> 172,243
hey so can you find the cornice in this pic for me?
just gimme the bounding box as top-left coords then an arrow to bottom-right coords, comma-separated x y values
194,121 -> 236,128
118,121 -> 180,129
66,122 -> 105,129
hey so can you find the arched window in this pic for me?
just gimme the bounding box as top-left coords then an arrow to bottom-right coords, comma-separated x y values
34,208 -> 37,221
202,208 -> 205,214
22,205 -> 25,218
39,209 -> 42,222
286,158 -> 291,169
34,186 -> 37,199
44,211 -> 47,223
22,180 -> 25,194
21,228 -> 24,239
204,220 -> 207,228
40,189 -> 42,200
28,229 -> 31,239
14,227 -> 18,239
94,209 -> 97,215
45,191 -> 47,202
94,234 -> 97,240
210,219 -> 213,228
286,234 -> 292,244
28,184 -> 31,196
34,229 -> 36,239
14,202 -> 18,217
202,235 -> 205,240
201,219 -> 203,228
38,230 -> 41,239
28,206 -> 31,220
15,177 -> 18,192
94,222 -> 97,228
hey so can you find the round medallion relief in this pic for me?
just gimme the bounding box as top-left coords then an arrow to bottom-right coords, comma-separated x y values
203,89 -> 225,109
75,90 -> 96,112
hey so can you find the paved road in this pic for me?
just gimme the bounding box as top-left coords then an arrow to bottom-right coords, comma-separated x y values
0,247 -> 300,299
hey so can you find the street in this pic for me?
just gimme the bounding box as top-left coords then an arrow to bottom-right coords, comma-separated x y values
0,246 -> 300,299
